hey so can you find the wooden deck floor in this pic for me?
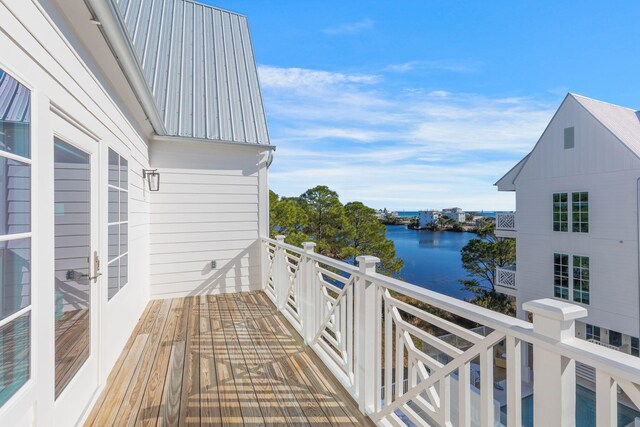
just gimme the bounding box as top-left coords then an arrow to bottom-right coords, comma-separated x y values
85,291 -> 373,426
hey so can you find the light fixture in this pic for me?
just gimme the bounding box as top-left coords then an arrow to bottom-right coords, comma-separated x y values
142,169 -> 160,191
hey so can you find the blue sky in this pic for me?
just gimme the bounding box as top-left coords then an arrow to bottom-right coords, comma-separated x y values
210,1 -> 640,211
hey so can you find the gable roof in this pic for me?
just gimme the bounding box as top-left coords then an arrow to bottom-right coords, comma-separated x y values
495,93 -> 640,189
571,94 -> 640,157
88,0 -> 269,145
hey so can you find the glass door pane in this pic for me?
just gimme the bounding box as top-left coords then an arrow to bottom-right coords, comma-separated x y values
54,138 -> 91,398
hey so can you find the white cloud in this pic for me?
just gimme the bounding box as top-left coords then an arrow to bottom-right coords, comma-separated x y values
258,65 -> 556,210
385,60 -> 480,74
322,18 -> 374,36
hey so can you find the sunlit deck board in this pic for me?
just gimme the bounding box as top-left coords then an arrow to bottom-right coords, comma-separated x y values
85,291 -> 373,426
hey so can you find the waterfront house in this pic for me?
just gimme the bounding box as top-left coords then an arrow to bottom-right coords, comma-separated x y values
495,94 -> 640,361
442,207 -> 466,223
1,1 -> 640,426
418,210 -> 442,228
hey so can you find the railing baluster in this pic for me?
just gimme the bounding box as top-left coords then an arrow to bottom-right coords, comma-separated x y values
459,362 -> 471,427
274,235 -> 287,311
596,370 -> 617,427
385,301 -> 393,407
506,335 -> 522,427
480,345 -> 494,427
301,242 -> 317,345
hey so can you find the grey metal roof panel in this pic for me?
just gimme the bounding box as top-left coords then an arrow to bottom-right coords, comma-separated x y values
0,72 -> 30,123
116,0 -> 269,144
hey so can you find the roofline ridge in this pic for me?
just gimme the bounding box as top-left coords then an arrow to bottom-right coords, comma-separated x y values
182,0 -> 247,18
569,92 -> 638,113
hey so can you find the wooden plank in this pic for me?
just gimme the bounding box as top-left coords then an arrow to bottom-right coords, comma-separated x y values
85,333 -> 150,426
178,297 -> 201,426
208,295 -> 245,426
135,298 -> 184,426
241,293 -> 312,426
114,299 -> 173,424
253,292 -> 374,426
245,293 -> 358,426
199,295 -> 222,425
158,297 -> 192,426
84,301 -> 158,425
217,294 -> 265,425
225,294 -> 288,426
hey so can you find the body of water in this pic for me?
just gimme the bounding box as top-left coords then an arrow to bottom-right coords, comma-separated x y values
385,225 -> 475,300
395,210 -> 501,218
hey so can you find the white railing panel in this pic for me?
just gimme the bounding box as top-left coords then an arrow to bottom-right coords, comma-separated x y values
260,236 -> 640,427
496,212 -> 516,230
496,267 -> 517,289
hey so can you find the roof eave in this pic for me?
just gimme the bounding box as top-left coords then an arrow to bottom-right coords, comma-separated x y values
84,0 -> 167,135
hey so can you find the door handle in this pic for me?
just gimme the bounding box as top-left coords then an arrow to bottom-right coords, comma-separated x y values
89,251 -> 102,283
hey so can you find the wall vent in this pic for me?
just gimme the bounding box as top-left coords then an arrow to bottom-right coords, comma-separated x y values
564,126 -> 575,149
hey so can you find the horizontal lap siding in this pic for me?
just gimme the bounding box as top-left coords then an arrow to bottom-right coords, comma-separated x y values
149,140 -> 261,299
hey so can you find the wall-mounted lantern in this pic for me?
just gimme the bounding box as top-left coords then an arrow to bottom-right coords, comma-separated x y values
142,169 -> 160,191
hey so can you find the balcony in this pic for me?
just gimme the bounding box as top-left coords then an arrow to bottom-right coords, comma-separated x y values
495,212 -> 516,238
496,266 -> 517,295
87,236 -> 640,426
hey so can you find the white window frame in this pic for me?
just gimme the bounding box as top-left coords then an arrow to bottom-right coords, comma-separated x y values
0,67 -> 33,409
106,148 -> 128,300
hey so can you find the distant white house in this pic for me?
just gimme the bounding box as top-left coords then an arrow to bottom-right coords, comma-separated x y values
442,207 -> 466,223
418,210 -> 442,228
495,93 -> 640,358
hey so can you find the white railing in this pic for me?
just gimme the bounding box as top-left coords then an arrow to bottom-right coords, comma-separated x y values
496,213 -> 516,231
262,235 -> 640,427
496,266 -> 517,289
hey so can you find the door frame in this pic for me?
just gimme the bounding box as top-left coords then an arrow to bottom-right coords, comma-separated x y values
50,111 -> 102,424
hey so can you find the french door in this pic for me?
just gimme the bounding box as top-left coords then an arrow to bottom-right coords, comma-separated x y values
52,116 -> 101,423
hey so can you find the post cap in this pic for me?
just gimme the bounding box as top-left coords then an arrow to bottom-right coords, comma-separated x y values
356,255 -> 380,272
523,298 -> 588,322
302,242 -> 316,252
275,235 -> 286,242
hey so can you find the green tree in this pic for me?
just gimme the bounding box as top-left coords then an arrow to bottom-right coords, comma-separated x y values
269,191 -> 309,247
341,202 -> 404,275
460,221 -> 516,315
298,186 -> 348,258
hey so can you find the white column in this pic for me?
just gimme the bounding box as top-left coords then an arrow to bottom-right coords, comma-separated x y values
523,299 -> 588,427
355,255 -> 380,413
274,235 -> 287,311
301,242 -> 317,345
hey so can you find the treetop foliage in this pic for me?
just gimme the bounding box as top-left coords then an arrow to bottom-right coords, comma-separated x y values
270,186 -> 403,275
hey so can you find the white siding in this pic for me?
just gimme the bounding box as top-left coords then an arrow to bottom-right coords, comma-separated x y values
149,139 -> 264,299
0,0 -> 152,424
514,95 -> 640,338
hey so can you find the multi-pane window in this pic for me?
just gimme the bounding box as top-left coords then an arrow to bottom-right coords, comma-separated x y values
573,255 -> 590,304
553,193 -> 568,232
572,192 -> 589,233
0,69 -> 31,407
632,337 -> 639,357
553,253 -> 569,300
586,324 -> 600,342
107,149 -> 128,300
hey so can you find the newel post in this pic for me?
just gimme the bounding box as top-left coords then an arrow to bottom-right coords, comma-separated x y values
301,242 -> 317,345
523,299 -> 588,427
274,235 -> 288,311
355,255 -> 380,413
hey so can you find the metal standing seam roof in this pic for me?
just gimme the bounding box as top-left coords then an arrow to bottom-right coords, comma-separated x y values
115,0 -> 269,145
0,71 -> 31,124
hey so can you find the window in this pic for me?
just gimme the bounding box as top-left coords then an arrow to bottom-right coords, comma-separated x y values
107,149 -> 128,299
0,69 -> 31,407
586,324 -> 600,342
553,193 -> 568,232
632,337 -> 639,357
609,330 -> 622,348
564,127 -> 575,149
553,253 -> 569,299
572,192 -> 589,233
573,255 -> 590,304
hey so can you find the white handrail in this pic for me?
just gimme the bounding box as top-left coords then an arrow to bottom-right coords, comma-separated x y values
261,236 -> 640,426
